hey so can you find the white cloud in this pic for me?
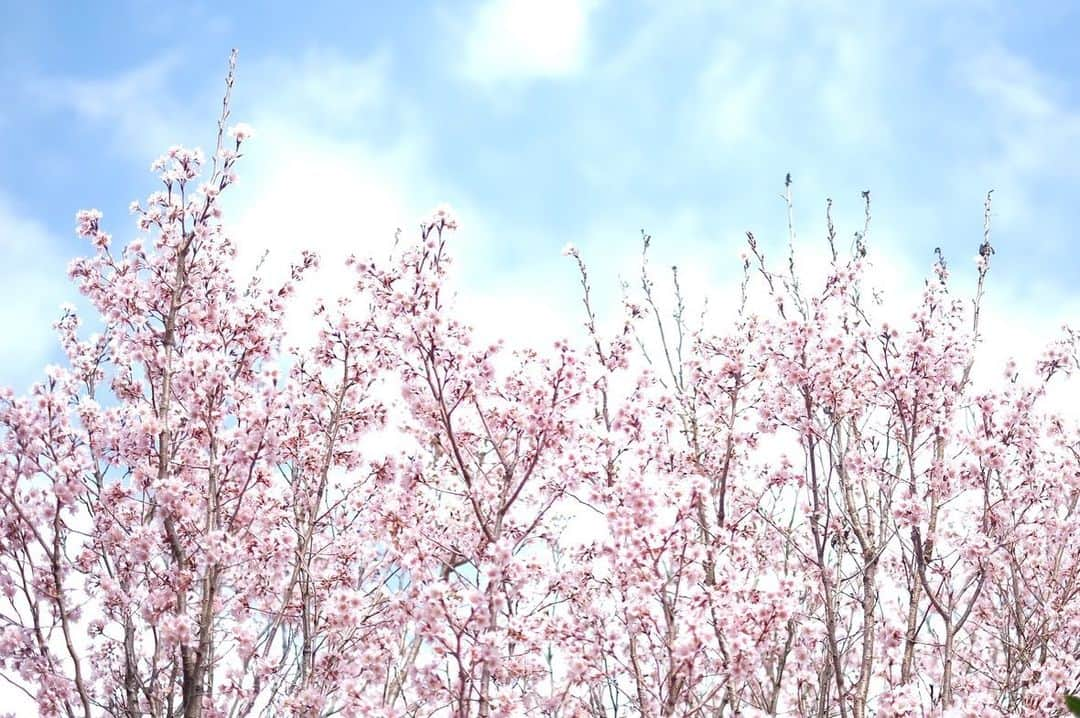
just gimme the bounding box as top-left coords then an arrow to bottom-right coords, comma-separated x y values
964,48 -> 1061,122
693,43 -> 771,145
0,195 -> 73,388
242,49 -> 390,127
35,53 -> 194,160
224,125 -> 432,347
954,47 -> 1080,235
217,51 -> 577,351
677,2 -> 897,153
461,0 -> 600,85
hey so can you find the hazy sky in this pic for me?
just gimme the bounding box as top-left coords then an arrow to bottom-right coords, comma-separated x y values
1,0 -> 1078,390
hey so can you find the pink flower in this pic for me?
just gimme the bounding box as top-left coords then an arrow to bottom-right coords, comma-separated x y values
228,122 -> 255,142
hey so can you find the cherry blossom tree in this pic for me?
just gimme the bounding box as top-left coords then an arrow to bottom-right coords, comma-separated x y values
1,58 -> 1078,717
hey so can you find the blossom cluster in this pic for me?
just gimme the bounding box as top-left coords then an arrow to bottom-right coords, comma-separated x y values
0,115 -> 1078,718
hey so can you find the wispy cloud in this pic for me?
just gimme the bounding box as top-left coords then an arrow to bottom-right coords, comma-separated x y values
32,53 -> 196,159
242,49 -> 391,130
691,42 -> 772,146
954,46 -> 1080,241
0,194 -> 75,386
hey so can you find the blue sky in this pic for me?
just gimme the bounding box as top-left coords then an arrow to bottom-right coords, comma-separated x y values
1,0 -> 1079,390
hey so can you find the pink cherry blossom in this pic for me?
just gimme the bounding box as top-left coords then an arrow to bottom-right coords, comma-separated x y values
1,58 -> 1079,718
